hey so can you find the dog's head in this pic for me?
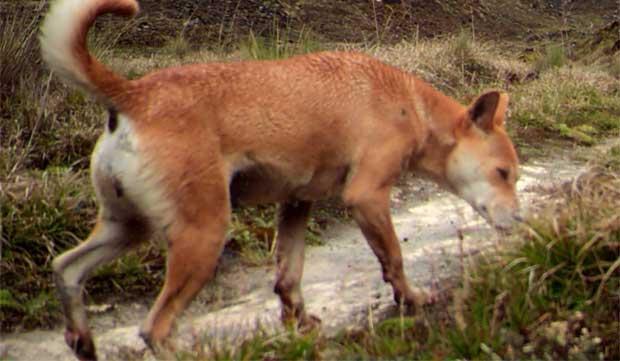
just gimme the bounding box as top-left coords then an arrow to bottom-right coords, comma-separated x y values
445,91 -> 520,230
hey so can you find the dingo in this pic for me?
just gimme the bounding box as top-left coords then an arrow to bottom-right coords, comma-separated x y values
40,0 -> 520,359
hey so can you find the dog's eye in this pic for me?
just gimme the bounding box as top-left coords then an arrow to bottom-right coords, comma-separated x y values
497,167 -> 509,181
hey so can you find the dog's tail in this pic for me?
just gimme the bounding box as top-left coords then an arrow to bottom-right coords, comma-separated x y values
40,0 -> 138,107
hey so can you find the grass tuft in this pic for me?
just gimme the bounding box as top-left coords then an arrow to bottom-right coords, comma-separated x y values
177,326 -> 322,361
161,35 -> 193,58
239,25 -> 322,61
535,43 -> 567,72
0,7 -> 137,175
0,4 -> 43,98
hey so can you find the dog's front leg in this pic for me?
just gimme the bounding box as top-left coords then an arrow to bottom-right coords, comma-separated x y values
343,157 -> 427,312
349,188 -> 425,310
273,200 -> 320,331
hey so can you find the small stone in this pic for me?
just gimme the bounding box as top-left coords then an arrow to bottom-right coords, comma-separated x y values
522,343 -> 535,353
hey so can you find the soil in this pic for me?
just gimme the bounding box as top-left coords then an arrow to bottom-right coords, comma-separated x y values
108,0 -> 619,47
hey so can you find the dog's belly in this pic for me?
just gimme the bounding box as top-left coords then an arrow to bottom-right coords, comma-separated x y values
230,164 -> 349,206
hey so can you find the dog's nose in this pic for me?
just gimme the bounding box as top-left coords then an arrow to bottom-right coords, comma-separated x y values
513,213 -> 524,223
477,203 -> 488,215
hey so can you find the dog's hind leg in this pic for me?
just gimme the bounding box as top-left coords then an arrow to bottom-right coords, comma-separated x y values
139,171 -> 230,351
52,215 -> 150,361
273,200 -> 319,330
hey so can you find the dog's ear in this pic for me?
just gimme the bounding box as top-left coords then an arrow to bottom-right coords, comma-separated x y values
493,92 -> 509,127
468,91 -> 500,132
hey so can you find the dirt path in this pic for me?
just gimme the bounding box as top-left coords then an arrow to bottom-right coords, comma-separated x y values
0,147 -> 592,361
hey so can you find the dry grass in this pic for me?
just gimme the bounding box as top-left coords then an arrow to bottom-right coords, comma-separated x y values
0,4 -> 43,96
511,66 -> 620,144
0,5 -> 130,176
344,33 -> 532,96
342,36 -> 620,146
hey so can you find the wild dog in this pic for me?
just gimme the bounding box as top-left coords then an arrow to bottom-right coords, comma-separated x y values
40,0 -> 520,359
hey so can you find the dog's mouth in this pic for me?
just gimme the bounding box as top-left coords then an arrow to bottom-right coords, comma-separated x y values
472,203 -> 522,231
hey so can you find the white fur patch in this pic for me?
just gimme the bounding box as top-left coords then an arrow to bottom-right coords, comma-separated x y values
92,114 -> 175,227
446,147 -> 494,218
39,0 -> 92,88
447,146 -> 518,228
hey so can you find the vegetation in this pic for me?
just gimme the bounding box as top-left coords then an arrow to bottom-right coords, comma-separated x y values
511,66 -> 620,145
239,23 -> 322,61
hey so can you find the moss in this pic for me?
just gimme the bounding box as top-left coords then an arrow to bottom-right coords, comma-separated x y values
557,123 -> 595,145
510,66 -> 620,146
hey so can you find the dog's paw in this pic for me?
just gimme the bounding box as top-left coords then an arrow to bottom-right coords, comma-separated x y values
298,313 -> 322,334
141,335 -> 177,358
65,328 -> 97,361
282,311 -> 322,334
415,287 -> 439,305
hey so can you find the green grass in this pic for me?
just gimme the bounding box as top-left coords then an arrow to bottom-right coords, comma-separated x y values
0,169 -> 166,331
535,43 -> 568,72
191,328 -> 323,361
239,26 -> 322,61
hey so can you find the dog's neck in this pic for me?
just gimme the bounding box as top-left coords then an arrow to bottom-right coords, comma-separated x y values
408,79 -> 464,189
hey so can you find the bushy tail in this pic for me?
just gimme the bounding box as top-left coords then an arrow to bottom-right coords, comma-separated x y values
39,0 -> 138,106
